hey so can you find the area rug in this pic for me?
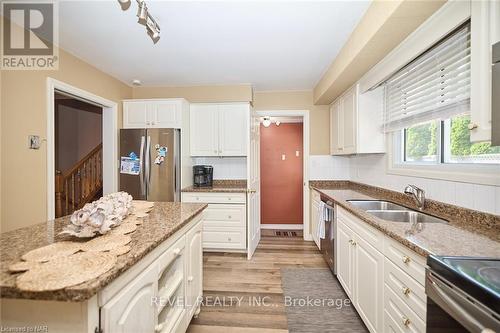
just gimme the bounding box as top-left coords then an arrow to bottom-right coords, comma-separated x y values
281,268 -> 368,333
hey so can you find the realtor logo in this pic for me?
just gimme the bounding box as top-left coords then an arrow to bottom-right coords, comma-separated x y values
1,0 -> 59,70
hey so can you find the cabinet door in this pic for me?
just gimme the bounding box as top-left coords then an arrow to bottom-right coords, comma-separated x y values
151,100 -> 181,128
353,234 -> 384,333
341,86 -> 357,154
186,221 -> 203,320
311,199 -> 320,250
123,101 -> 149,128
190,104 -> 219,156
329,101 -> 341,155
218,104 -> 248,156
101,262 -> 157,333
336,220 -> 354,298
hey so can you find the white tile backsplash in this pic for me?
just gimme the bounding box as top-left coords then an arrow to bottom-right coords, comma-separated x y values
349,154 -> 499,215
193,157 -> 247,180
310,155 -> 350,180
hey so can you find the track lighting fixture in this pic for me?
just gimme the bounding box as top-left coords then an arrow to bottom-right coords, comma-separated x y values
117,0 -> 160,44
137,0 -> 147,25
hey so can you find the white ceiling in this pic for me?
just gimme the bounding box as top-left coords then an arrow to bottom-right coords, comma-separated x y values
58,1 -> 370,90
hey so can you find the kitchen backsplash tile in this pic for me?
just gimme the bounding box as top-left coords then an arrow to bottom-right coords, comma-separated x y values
349,154 -> 499,215
309,155 -> 349,180
192,157 -> 247,180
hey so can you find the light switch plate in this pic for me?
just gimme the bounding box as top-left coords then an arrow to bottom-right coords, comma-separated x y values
28,135 -> 41,149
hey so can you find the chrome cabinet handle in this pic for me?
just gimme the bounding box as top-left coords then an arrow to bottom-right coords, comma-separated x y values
402,316 -> 411,326
402,255 -> 411,264
402,286 -> 411,296
173,248 -> 181,256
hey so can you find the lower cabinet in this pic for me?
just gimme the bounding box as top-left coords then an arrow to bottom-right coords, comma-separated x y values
101,262 -> 158,333
101,216 -> 203,333
336,207 -> 426,333
336,217 -> 383,332
182,192 -> 247,251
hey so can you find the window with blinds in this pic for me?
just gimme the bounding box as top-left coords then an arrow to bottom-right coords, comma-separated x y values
383,24 -> 471,132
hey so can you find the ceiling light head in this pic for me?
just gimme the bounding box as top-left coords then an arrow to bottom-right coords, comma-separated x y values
132,79 -> 142,86
146,19 -> 160,43
275,121 -> 281,126
137,1 -> 148,25
262,117 -> 271,128
117,0 -> 131,10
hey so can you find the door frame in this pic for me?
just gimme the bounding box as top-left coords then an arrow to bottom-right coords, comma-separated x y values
46,78 -> 118,220
255,110 -> 311,241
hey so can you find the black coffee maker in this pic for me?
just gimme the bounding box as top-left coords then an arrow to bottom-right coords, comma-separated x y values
193,165 -> 213,187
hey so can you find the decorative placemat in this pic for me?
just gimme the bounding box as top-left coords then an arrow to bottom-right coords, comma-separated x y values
21,241 -> 82,263
16,252 -> 117,292
8,261 -> 41,273
80,234 -> 131,252
109,245 -> 131,256
110,222 -> 137,235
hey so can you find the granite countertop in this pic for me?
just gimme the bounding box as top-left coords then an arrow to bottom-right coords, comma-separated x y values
0,202 -> 207,301
182,179 -> 247,193
310,181 -> 500,258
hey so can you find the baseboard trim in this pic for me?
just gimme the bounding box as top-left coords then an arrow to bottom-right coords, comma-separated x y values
260,224 -> 303,230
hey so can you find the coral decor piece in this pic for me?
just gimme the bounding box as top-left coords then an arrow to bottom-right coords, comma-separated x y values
60,192 -> 134,238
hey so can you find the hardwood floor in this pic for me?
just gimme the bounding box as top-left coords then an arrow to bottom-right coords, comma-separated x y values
187,235 -> 328,333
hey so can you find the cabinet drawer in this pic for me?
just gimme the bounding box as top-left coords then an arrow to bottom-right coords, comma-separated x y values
203,227 -> 246,249
203,204 -> 246,228
182,192 -> 246,204
156,236 -> 186,274
384,286 -> 425,333
384,258 -> 426,321
337,207 -> 383,251
383,237 -> 426,286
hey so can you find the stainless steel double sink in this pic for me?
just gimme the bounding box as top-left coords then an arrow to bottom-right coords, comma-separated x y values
346,200 -> 448,224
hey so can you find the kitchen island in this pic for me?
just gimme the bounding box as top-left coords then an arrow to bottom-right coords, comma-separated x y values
0,202 -> 207,333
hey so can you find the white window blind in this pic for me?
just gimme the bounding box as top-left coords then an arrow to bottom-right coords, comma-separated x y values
383,24 -> 471,132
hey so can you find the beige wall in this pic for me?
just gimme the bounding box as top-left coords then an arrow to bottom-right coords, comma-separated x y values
314,0 -> 445,104
253,91 -> 330,155
1,44 -> 132,232
132,85 -> 253,102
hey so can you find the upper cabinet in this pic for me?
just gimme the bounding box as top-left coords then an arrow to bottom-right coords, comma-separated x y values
470,0 -> 500,142
190,103 -> 249,157
123,99 -> 189,129
330,84 -> 385,155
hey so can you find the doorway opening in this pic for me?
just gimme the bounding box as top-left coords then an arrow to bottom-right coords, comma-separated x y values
256,110 -> 310,241
47,78 -> 118,220
54,92 -> 103,217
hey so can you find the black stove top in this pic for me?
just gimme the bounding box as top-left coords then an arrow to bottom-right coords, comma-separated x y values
427,255 -> 500,314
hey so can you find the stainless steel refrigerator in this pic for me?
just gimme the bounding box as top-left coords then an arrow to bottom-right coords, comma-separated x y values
119,128 -> 180,201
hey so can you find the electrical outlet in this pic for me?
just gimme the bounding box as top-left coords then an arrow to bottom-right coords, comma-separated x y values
28,135 -> 41,149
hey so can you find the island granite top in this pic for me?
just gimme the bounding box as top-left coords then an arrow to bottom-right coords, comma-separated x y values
0,202 -> 207,302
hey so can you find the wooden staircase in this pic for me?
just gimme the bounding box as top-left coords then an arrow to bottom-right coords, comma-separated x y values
55,143 -> 103,218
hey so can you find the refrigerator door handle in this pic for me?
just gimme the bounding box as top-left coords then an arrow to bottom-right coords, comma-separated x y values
139,135 -> 146,197
145,135 -> 151,196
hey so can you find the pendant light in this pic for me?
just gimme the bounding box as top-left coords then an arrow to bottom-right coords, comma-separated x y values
137,0 -> 148,25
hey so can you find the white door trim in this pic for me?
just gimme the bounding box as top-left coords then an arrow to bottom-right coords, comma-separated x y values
46,78 -> 118,220
255,110 -> 311,241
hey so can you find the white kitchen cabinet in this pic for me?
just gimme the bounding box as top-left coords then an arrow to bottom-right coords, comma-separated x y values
123,99 -> 188,129
353,233 -> 384,333
335,206 -> 428,333
182,192 -> 247,251
330,84 -> 385,155
185,221 -> 203,320
101,263 -> 157,333
310,190 -> 321,250
190,104 -> 219,156
336,220 -> 354,299
470,0 -> 500,142
190,103 -> 249,157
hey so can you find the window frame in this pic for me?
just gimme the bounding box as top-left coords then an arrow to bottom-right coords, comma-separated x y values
389,130 -> 500,186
